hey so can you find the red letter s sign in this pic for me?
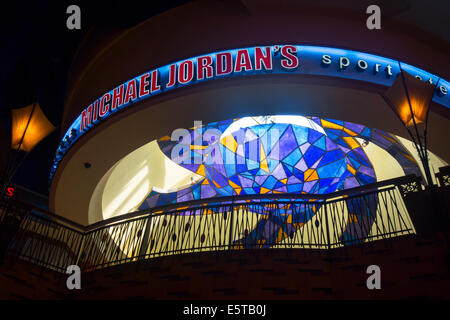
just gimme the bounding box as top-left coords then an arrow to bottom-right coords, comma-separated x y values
6,187 -> 14,197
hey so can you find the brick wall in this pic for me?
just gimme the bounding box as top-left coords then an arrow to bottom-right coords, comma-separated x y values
0,254 -> 71,299
1,234 -> 449,299
75,235 -> 450,299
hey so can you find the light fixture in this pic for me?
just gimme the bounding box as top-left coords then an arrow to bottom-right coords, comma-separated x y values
1,102 -> 55,199
380,66 -> 438,187
11,102 -> 55,152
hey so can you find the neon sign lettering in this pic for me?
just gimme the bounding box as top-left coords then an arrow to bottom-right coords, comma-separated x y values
5,187 -> 15,197
50,45 -> 450,183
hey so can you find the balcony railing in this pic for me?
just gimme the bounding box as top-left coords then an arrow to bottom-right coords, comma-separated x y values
0,174 -> 423,273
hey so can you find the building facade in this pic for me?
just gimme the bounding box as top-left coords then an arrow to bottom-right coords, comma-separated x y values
1,0 -> 450,300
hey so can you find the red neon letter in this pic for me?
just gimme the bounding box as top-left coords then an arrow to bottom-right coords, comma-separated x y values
178,60 -> 194,84
281,45 -> 298,69
216,52 -> 232,76
139,73 -> 150,98
254,47 -> 272,70
124,79 -> 137,104
111,85 -> 124,110
150,70 -> 161,93
166,64 -> 177,88
99,93 -> 111,117
92,100 -> 99,122
197,55 -> 213,80
234,49 -> 252,72
6,187 -> 14,197
80,104 -> 93,132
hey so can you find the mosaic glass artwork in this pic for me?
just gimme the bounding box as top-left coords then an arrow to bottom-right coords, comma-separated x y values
138,115 -> 421,246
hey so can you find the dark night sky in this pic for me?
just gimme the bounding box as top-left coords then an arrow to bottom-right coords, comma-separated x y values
1,0 -> 191,197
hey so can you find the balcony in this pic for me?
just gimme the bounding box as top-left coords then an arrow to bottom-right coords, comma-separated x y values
3,171 -> 448,275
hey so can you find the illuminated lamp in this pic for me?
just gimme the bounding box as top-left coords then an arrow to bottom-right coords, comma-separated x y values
1,102 -> 55,200
380,67 -> 437,187
11,102 -> 55,152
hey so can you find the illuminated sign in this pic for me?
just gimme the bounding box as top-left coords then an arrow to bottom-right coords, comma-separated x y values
50,44 -> 450,182
5,187 -> 15,197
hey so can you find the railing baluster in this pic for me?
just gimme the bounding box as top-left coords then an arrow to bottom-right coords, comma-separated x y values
1,176 -> 421,273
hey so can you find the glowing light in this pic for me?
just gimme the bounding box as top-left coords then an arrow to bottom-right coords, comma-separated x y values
383,71 -> 435,127
50,45 -> 450,183
11,102 -> 55,152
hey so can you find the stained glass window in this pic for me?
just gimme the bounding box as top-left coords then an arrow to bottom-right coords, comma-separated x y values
136,115 -> 422,246
140,116 -> 421,210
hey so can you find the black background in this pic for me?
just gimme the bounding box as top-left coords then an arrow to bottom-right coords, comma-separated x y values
0,0 -> 191,196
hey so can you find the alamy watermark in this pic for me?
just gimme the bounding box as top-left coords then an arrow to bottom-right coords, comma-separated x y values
366,5 -> 381,30
66,5 -> 81,30
66,265 -> 81,290
366,264 -> 381,290
170,120 -> 281,166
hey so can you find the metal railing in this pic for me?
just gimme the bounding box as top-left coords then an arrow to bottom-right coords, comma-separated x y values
436,165 -> 450,187
1,175 -> 421,273
0,198 -> 84,273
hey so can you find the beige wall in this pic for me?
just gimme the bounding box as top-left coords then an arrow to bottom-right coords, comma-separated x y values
99,140 -> 201,222
96,120 -> 447,224
51,78 -> 450,225
51,0 -> 450,225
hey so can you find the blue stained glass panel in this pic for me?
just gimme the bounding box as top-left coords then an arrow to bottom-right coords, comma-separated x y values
304,145 -> 324,167
142,112 -> 421,250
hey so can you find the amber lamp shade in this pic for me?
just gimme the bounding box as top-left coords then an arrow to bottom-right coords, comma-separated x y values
383,71 -> 435,127
10,102 -> 55,152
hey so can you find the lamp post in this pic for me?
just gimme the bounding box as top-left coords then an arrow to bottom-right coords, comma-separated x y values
0,101 -> 55,262
380,64 -> 439,188
0,101 -> 55,202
